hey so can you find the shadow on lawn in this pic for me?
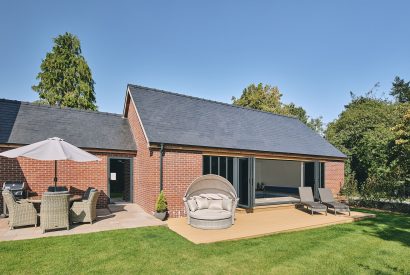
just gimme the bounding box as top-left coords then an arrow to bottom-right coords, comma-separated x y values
355,210 -> 410,247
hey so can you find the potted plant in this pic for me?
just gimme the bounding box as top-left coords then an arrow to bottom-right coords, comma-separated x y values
154,191 -> 168,220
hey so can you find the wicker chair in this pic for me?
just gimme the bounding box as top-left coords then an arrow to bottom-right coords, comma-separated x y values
70,189 -> 99,224
2,190 -> 37,229
40,192 -> 70,233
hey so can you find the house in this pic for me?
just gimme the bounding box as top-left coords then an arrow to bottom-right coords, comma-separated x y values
0,85 -> 346,217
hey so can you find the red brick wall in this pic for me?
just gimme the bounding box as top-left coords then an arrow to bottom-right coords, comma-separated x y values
163,150 -> 202,217
127,98 -> 159,215
325,161 -> 345,195
0,147 -> 136,213
126,97 -> 202,217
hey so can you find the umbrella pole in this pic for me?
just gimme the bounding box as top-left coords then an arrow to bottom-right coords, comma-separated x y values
54,160 -> 58,192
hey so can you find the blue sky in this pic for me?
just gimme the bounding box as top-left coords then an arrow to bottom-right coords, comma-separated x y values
1,1 -> 409,123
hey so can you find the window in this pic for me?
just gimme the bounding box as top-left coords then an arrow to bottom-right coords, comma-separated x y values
219,157 -> 226,178
211,156 -> 218,174
203,155 -> 234,184
203,156 -> 210,174
227,157 -> 233,184
320,162 -> 325,188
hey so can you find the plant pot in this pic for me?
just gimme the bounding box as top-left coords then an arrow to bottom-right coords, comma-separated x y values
154,211 -> 167,221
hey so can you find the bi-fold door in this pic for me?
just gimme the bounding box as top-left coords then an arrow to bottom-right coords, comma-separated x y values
236,157 -> 255,208
304,162 -> 325,200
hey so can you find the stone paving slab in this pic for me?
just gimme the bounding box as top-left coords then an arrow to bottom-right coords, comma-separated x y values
0,203 -> 165,242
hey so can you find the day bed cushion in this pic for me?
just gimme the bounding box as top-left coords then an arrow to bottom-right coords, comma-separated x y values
195,197 -> 209,209
187,199 -> 198,212
217,193 -> 229,199
190,209 -> 232,220
222,199 -> 233,211
208,199 -> 223,210
199,194 -> 222,200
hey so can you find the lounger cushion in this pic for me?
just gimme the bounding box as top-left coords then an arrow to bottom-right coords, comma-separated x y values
301,201 -> 327,209
222,198 -> 233,211
208,199 -> 223,210
187,199 -> 198,212
195,197 -> 209,209
326,202 -> 349,209
190,209 -> 232,220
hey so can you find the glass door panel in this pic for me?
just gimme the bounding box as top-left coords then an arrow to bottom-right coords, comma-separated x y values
238,158 -> 249,206
237,157 -> 255,208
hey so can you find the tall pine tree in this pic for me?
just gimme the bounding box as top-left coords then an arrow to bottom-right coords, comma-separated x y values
32,32 -> 97,110
390,76 -> 410,103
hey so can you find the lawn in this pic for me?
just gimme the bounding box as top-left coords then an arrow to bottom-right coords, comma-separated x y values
0,210 -> 409,274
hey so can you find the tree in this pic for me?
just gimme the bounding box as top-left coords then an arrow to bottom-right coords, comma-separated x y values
325,83 -> 408,202
32,32 -> 97,110
390,76 -> 410,103
232,83 -> 283,114
390,105 -> 410,184
232,83 -> 324,134
306,117 -> 324,136
326,93 -> 399,183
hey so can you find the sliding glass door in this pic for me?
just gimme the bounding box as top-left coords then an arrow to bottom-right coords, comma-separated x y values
304,161 -> 325,199
202,155 -> 255,208
237,157 -> 255,208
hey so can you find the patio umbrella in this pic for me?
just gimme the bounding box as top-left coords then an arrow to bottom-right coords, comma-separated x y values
0,137 -> 100,191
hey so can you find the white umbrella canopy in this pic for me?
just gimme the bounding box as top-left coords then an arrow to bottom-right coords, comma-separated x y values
0,137 -> 100,190
0,137 -> 100,161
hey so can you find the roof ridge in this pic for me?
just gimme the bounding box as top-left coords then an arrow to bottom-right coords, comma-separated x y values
127,84 -> 299,120
0,98 -> 123,117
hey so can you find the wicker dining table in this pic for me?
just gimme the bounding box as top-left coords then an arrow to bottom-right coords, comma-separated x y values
27,194 -> 82,204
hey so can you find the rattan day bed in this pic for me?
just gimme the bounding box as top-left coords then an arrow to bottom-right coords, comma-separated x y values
183,174 -> 239,229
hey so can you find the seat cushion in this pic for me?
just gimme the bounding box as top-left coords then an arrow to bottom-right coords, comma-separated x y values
190,209 -> 232,220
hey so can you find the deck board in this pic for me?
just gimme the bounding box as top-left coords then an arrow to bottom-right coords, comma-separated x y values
167,209 -> 375,244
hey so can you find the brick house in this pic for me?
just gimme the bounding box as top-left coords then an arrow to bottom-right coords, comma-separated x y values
0,85 -> 346,217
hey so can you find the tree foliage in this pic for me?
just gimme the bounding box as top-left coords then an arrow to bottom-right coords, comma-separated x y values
390,76 -> 410,103
32,32 -> 97,110
326,81 -> 409,200
390,106 -> 410,185
232,83 -> 323,134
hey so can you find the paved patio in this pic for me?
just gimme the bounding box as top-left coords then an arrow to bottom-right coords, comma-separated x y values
167,208 -> 375,244
0,203 -> 165,241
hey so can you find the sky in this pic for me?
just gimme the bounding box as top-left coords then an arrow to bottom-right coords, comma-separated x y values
0,1 -> 409,124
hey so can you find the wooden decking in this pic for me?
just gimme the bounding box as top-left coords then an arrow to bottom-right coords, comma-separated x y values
167,208 -> 375,244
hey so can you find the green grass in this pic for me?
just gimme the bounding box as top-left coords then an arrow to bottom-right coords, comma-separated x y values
0,210 -> 409,274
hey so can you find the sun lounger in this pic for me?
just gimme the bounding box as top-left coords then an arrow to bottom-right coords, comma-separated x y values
318,188 -> 350,216
298,187 -> 327,215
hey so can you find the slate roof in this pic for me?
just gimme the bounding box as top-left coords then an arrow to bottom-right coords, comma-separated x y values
128,85 -> 346,158
0,99 -> 136,151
